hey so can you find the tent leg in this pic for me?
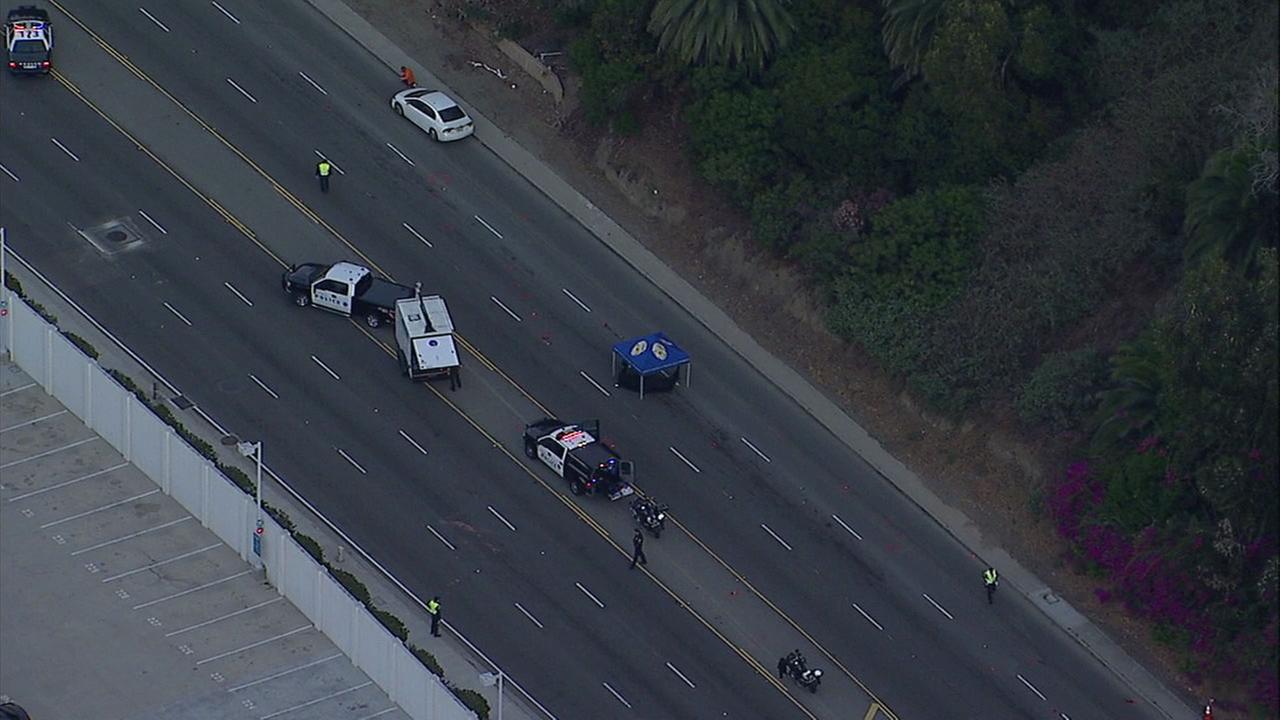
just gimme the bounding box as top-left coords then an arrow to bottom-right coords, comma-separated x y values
611,353 -> 618,387
640,374 -> 644,399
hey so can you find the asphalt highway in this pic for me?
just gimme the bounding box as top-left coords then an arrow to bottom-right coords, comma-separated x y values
0,2 -> 1171,719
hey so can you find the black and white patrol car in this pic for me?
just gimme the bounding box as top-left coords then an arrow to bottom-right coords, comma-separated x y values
523,419 -> 635,500
5,6 -> 51,75
282,261 -> 415,328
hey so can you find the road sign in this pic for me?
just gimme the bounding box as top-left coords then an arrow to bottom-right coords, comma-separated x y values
252,533 -> 262,556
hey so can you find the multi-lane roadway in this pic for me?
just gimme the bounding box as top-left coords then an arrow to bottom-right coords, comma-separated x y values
0,2 -> 1171,718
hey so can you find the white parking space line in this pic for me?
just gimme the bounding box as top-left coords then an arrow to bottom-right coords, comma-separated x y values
336,448 -> 366,474
666,661 -> 696,688
0,382 -> 37,396
0,437 -> 97,469
740,437 -> 771,462
831,513 -> 863,540
579,370 -> 611,397
225,77 -> 258,103
9,458 -> 129,499
138,7 -> 170,31
196,625 -> 313,665
399,429 -> 428,455
852,601 -> 884,631
210,0 -> 241,24
385,142 -> 415,166
50,137 -> 80,162
403,222 -> 433,248
669,446 -> 701,473
132,570 -> 253,609
163,301 -> 193,326
137,209 -> 168,234
260,681 -> 373,720
1017,673 -> 1047,701
922,592 -> 954,620
226,652 -> 343,692
760,523 -> 792,551
225,282 -> 254,306
166,594 -> 284,632
298,71 -> 328,95
602,682 -> 632,708
0,162 -> 21,182
487,505 -> 516,531
312,149 -> 345,174
424,524 -> 456,551
514,602 -> 544,629
0,409 -> 67,433
575,582 -> 605,609
311,355 -> 341,380
101,542 -> 221,582
562,288 -> 591,312
39,488 -> 158,528
355,709 -> 398,720
490,296 -> 522,322
248,374 -> 278,399
70,516 -> 192,556
474,215 -> 503,239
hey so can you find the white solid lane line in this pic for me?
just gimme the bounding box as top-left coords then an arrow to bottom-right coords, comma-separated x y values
602,682 -> 632,708
922,592 -> 954,620
312,149 -> 344,174
210,0 -> 241,24
669,446 -> 701,473
760,523 -> 792,551
403,222 -> 433,248
851,601 -> 884,631
298,71 -> 328,95
831,513 -> 863,540
490,295 -> 522,322
163,301 -> 192,326
424,524 -> 456,551
311,355 -> 341,380
138,7 -> 170,31
579,370 -> 611,397
1017,673 -> 1047,701
50,137 -> 80,162
248,374 -> 278,399
225,282 -> 253,306
514,602 -> 544,629
137,209 -> 168,234
337,448 -> 366,474
575,581 -> 605,609
666,662 -> 696,689
487,505 -> 517,532
562,288 -> 591,312
385,142 -> 415,166
474,215 -> 503,239
740,436 -> 771,462
0,162 -> 19,181
225,78 -> 257,103
399,429 -> 428,455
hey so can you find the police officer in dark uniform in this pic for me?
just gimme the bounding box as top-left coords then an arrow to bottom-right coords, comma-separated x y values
629,528 -> 647,569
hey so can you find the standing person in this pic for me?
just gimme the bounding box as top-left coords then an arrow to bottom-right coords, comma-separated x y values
427,595 -> 442,636
315,158 -> 332,193
629,528 -> 647,569
399,66 -> 417,88
983,567 -> 999,605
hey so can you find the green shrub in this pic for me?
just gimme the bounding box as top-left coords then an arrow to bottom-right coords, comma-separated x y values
3,271 -> 22,294
408,643 -> 445,677
220,465 -> 256,495
448,685 -> 491,720
61,331 -> 99,360
263,502 -> 295,534
295,533 -> 325,564
686,71 -> 780,206
749,174 -> 815,252
327,566 -> 371,606
1017,348 -> 1108,430
371,607 -> 408,641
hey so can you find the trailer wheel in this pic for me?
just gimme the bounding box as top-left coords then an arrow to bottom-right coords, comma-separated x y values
293,292 -> 309,307
365,313 -> 382,329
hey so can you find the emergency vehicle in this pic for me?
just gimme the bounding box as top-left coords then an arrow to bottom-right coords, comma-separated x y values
523,419 -> 635,500
282,261 -> 415,328
5,6 -> 52,75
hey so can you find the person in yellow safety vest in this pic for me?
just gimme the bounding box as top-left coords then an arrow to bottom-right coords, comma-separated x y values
316,159 -> 332,193
427,596 -> 442,636
984,567 -> 999,605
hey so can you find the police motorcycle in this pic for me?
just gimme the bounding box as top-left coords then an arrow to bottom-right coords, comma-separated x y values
779,649 -> 823,693
631,496 -> 669,538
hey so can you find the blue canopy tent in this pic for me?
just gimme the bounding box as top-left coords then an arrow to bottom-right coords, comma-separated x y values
611,332 -> 691,398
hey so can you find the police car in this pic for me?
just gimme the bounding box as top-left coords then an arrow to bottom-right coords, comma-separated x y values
5,6 -> 52,75
523,419 -> 635,500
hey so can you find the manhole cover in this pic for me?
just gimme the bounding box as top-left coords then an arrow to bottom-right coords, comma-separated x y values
80,218 -> 146,255
105,229 -> 129,243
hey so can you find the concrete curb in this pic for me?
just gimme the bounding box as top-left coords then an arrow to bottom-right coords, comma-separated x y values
305,1 -> 1197,717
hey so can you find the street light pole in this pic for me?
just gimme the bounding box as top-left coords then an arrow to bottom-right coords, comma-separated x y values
238,440 -> 264,565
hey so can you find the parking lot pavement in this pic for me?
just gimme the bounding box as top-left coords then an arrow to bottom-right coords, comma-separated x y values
0,361 -> 411,720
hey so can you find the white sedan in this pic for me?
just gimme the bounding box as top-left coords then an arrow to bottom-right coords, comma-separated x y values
390,88 -> 474,142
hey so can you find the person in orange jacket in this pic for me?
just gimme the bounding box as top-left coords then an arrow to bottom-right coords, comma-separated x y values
399,66 -> 417,88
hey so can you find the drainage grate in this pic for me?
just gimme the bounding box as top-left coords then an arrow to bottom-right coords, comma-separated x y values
80,218 -> 146,255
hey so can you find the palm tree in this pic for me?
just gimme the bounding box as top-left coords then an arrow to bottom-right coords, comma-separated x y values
1184,145 -> 1279,275
1091,335 -> 1165,452
648,0 -> 796,72
880,0 -> 947,85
